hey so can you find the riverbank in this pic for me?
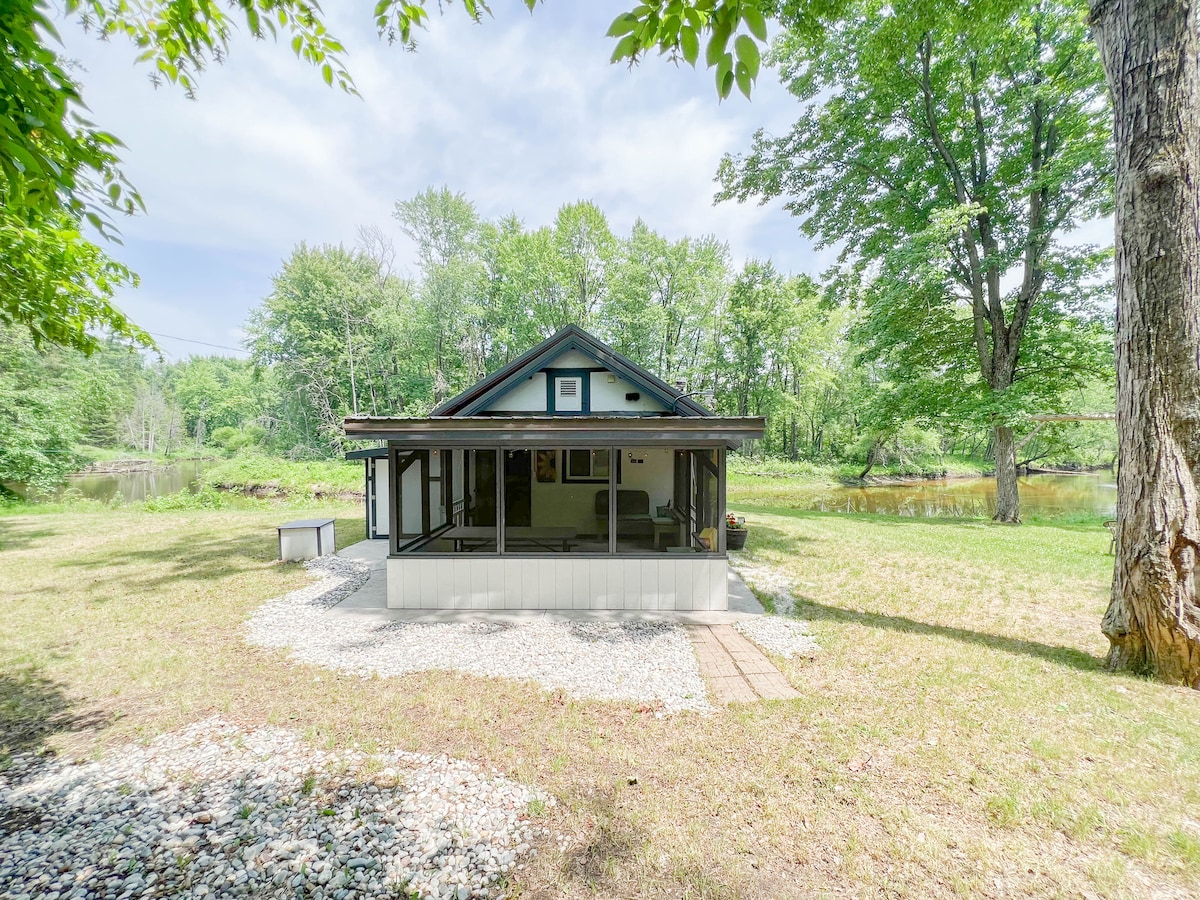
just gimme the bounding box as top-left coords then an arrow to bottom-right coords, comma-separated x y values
728,453 -> 995,486
201,456 -> 363,500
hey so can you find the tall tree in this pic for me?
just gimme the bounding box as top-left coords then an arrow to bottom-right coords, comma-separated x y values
610,0 -> 1199,683
1090,0 -> 1200,685
715,1 -> 1113,522
246,244 -> 407,454
602,221 -> 730,388
478,215 -> 569,363
722,260 -> 792,417
394,187 -> 484,400
553,201 -> 618,329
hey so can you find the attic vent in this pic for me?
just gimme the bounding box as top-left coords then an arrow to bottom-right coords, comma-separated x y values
555,375 -> 583,412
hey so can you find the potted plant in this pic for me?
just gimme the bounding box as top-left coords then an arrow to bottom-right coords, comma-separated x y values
726,513 -> 748,550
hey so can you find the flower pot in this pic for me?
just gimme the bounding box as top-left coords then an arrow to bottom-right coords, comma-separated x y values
727,529 -> 748,551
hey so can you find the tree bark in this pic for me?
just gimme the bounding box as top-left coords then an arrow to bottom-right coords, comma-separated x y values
993,424 -> 1021,523
1092,0 -> 1200,685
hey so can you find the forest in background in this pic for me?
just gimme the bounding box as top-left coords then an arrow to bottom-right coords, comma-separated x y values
1,186 -> 1116,495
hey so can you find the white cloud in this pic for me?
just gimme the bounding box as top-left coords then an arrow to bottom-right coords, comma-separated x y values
54,4 -> 816,356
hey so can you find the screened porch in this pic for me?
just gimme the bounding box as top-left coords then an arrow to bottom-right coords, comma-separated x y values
389,445 -> 726,557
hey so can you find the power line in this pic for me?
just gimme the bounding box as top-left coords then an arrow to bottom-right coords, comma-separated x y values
148,332 -> 249,354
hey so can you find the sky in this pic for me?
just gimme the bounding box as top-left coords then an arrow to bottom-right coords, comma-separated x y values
56,3 -> 824,361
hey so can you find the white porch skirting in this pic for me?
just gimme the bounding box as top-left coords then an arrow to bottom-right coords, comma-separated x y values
386,556 -> 729,611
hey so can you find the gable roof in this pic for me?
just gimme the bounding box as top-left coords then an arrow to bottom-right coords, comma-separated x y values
431,325 -> 712,417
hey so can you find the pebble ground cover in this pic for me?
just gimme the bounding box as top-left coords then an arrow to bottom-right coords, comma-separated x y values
2,501 -> 1199,897
1,719 -> 545,899
246,556 -> 712,713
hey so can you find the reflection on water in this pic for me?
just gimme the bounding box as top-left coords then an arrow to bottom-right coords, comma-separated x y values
774,473 -> 1116,519
8,461 -> 206,503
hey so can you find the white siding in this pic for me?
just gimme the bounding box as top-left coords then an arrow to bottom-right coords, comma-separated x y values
549,349 -> 597,368
369,459 -> 390,538
480,372 -> 547,412
474,347 -> 674,416
386,557 -> 728,610
590,371 -> 669,413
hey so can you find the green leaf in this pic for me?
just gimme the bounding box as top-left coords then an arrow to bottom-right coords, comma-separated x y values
705,22 -> 730,68
742,6 -> 768,41
717,50 -> 734,82
606,13 -> 638,38
321,63 -> 333,86
611,33 -> 639,63
734,34 -> 760,80
680,26 -> 699,66
735,60 -> 752,98
717,66 -> 734,99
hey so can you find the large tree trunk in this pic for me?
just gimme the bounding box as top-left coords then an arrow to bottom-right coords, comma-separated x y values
993,424 -> 1021,523
1092,0 -> 1200,686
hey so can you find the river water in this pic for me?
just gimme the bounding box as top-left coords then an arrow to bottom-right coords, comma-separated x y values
12,463 -> 1117,519
6,461 -> 206,504
736,472 -> 1117,519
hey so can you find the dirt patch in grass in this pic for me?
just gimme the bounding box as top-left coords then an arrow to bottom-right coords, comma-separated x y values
1,502 -> 1199,897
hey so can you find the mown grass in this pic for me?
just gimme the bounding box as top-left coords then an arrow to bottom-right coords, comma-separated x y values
1,497 -> 1197,898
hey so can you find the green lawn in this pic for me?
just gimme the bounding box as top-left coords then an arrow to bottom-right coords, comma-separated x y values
1,497 -> 1197,898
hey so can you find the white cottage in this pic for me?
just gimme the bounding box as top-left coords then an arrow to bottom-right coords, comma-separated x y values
344,326 -> 764,611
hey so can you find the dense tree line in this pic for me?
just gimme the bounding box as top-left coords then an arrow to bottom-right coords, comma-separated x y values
1,189 -> 1114,496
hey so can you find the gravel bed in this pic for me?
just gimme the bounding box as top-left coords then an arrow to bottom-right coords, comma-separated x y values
247,557 -> 711,713
730,557 -> 821,658
0,718 -> 547,900
734,617 -> 820,659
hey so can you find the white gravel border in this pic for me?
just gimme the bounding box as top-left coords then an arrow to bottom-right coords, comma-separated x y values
0,718 -> 547,899
730,557 -> 821,659
734,617 -> 820,660
247,557 -> 711,713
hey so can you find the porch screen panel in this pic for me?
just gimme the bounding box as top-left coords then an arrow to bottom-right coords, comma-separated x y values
614,448 -> 682,554
502,448 -> 609,554
610,447 -> 720,554
408,449 -> 498,553
398,452 -> 424,536
688,449 -> 721,553
428,449 -> 447,531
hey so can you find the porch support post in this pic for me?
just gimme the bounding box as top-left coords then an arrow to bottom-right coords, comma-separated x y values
364,459 -> 372,540
608,444 -> 617,555
496,447 -> 505,554
420,449 -> 431,536
718,447 -> 727,554
388,445 -> 400,556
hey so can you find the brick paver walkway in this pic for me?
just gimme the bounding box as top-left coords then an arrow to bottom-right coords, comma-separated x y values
690,624 -> 801,704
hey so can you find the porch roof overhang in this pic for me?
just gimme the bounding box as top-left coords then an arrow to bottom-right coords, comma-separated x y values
343,415 -> 765,449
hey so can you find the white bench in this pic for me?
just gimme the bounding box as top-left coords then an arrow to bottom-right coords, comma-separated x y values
277,518 -> 335,561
